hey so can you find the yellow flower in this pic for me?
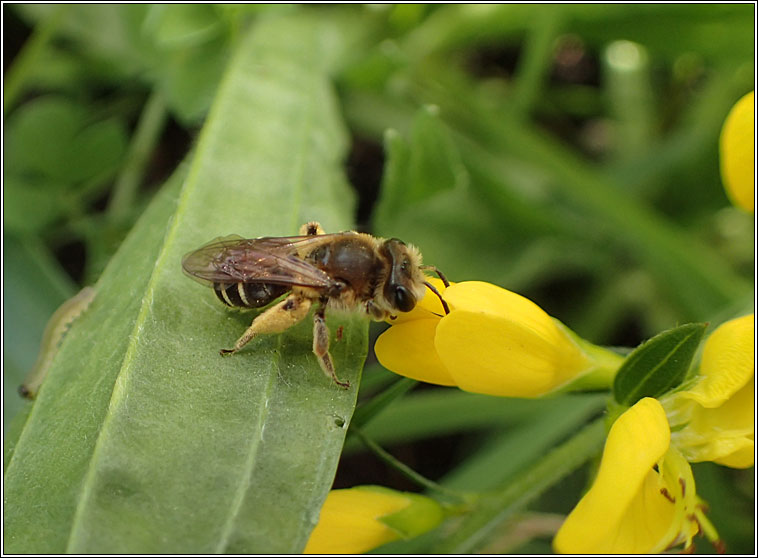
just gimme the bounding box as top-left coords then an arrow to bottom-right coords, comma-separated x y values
375,279 -> 622,397
664,314 -> 755,468
303,486 -> 444,554
554,317 -> 753,553
720,91 -> 754,212
554,398 -> 715,554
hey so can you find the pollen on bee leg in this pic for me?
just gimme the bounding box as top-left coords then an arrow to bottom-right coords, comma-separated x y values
220,294 -> 311,355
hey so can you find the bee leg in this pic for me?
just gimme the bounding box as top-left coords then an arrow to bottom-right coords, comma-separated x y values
299,221 -> 325,236
220,294 -> 312,355
312,306 -> 350,389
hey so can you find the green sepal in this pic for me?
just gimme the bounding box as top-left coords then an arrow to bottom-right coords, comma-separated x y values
613,322 -> 707,406
356,486 -> 445,540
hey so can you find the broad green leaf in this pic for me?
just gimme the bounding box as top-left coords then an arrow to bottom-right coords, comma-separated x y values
613,322 -> 707,406
4,12 -> 367,554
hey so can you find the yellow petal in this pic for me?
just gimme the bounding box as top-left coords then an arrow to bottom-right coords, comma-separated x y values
375,319 -> 456,385
443,282 -> 565,343
680,314 -> 754,407
675,376 -> 754,468
303,487 -> 410,554
435,282 -> 590,397
720,91 -> 755,212
663,315 -> 755,467
714,440 -> 755,469
554,398 -> 673,554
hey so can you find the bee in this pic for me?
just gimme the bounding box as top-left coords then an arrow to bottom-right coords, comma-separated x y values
182,222 -> 449,388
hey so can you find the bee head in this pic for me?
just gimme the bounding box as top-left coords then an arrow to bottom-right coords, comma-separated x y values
381,238 -> 427,313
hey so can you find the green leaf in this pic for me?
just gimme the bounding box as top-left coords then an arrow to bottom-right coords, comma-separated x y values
157,34 -> 228,124
144,4 -> 223,48
613,322 -> 707,406
14,4 -> 150,77
3,177 -> 67,233
64,118 -> 127,185
374,106 -> 468,229
5,96 -> 84,180
4,12 -> 367,554
5,96 -> 127,189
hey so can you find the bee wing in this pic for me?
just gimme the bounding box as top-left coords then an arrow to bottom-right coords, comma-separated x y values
182,234 -> 342,290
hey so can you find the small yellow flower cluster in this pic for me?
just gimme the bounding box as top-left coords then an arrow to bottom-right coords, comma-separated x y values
664,314 -> 754,469
555,315 -> 754,554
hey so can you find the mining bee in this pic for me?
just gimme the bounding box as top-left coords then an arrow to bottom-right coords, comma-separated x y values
182,222 -> 449,388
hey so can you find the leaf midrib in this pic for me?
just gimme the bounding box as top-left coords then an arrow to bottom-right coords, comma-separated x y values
65,31 -> 257,550
66,21 -> 335,550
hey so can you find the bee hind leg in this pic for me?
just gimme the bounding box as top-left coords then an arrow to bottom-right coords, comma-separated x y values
313,306 -> 350,389
220,294 -> 312,355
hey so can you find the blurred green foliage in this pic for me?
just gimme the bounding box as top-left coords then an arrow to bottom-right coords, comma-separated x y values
3,3 -> 753,554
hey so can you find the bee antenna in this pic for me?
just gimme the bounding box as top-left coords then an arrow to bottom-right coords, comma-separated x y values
420,265 -> 450,287
423,281 -> 450,315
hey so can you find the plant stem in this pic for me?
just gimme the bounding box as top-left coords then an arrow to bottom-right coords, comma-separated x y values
510,10 -> 562,118
107,91 -> 168,222
352,376 -> 417,428
432,417 -> 606,553
4,5 -> 68,115
351,425 -> 470,505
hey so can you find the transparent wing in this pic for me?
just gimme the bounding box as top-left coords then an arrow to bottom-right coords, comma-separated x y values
181,233 -> 351,290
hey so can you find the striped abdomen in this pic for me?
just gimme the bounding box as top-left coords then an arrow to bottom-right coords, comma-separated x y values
213,282 -> 288,308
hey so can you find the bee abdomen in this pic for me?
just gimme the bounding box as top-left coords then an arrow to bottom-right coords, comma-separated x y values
214,283 -> 288,308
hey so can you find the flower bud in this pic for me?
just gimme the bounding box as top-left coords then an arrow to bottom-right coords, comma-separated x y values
303,486 -> 444,554
720,91 -> 754,212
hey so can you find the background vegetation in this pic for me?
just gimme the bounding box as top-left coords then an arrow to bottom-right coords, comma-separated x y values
4,4 -> 754,553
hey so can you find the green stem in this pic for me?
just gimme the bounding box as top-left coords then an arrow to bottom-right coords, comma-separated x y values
107,91 -> 168,221
4,5 -> 68,115
510,10 -> 562,118
351,426 -> 470,505
352,376 -> 417,428
432,417 -> 606,553
569,340 -> 626,392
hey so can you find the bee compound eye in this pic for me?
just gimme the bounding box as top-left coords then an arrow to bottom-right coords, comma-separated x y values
393,285 -> 415,313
